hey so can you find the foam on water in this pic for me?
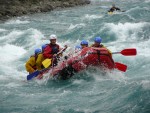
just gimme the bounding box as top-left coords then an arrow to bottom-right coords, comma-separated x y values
141,80 -> 150,90
104,22 -> 149,41
5,19 -> 30,25
0,28 -> 7,32
83,14 -> 103,20
68,23 -> 86,30
0,30 -> 23,43
0,44 -> 26,62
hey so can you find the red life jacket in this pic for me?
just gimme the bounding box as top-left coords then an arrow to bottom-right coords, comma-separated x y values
43,43 -> 60,59
50,44 -> 59,54
91,44 -> 104,48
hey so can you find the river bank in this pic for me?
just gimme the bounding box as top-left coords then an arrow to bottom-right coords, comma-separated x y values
0,0 -> 90,21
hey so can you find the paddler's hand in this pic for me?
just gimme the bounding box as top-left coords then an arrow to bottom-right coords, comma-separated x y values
64,45 -> 67,48
53,54 -> 57,57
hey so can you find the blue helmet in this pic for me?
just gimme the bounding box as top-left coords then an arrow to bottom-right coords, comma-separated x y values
94,37 -> 102,43
80,40 -> 88,45
35,48 -> 41,54
42,44 -> 47,51
75,45 -> 81,49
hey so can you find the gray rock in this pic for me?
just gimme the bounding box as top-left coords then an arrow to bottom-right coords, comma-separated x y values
0,0 -> 90,21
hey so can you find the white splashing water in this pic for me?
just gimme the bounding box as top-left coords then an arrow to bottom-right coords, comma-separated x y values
68,23 -> 86,30
104,22 -> 149,41
5,19 -> 30,24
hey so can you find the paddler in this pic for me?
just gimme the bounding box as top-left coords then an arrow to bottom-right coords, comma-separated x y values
43,34 -> 67,66
35,44 -> 47,70
80,40 -> 88,49
25,48 -> 42,74
91,37 -> 104,48
91,36 -> 112,56
108,4 -> 120,13
75,45 -> 82,52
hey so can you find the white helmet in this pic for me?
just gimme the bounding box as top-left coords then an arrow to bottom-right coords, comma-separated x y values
50,34 -> 57,40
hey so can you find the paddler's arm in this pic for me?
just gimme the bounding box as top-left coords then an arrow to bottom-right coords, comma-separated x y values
56,45 -> 68,57
25,57 -> 36,74
36,53 -> 44,70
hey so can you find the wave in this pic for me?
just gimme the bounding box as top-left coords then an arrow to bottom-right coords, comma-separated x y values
68,23 -> 86,30
83,14 -> 103,20
0,28 -> 7,32
104,22 -> 150,42
5,19 -> 30,25
0,44 -> 26,62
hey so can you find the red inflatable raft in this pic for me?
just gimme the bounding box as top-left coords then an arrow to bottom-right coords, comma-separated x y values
49,47 -> 115,79
27,48 -> 136,80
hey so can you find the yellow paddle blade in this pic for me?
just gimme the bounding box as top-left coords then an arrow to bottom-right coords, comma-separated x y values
108,12 -> 113,15
42,59 -> 52,68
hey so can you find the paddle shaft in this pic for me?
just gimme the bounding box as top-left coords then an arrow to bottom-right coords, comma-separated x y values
112,52 -> 120,54
52,46 -> 67,66
57,46 -> 67,56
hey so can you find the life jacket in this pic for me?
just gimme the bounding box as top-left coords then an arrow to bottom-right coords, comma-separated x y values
42,44 -> 49,52
91,44 -> 104,48
49,43 -> 59,54
30,54 -> 38,70
109,7 -> 120,12
43,43 -> 60,59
